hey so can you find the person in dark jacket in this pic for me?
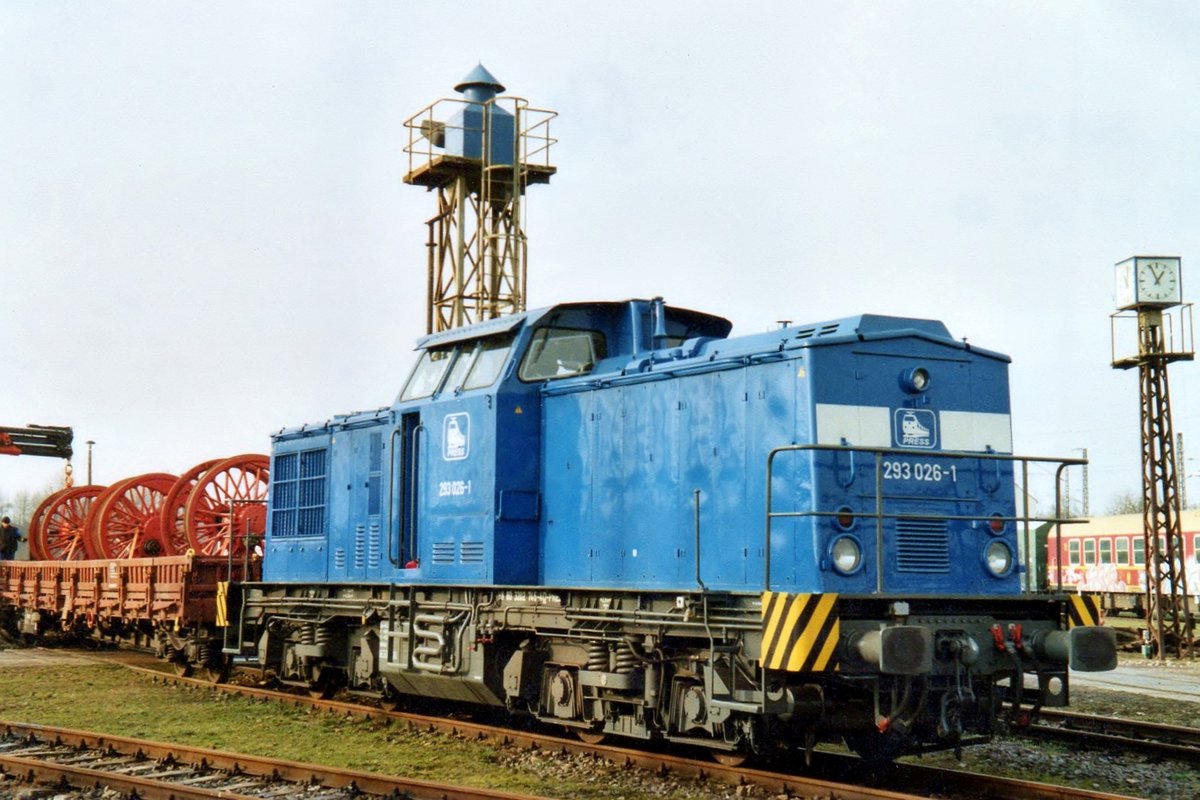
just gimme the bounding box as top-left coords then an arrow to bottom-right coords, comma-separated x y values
0,516 -> 21,560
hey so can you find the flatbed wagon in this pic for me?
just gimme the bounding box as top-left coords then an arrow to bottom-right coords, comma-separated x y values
0,555 -> 259,678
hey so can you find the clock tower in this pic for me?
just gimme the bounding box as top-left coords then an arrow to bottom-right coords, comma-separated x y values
1111,255 -> 1193,659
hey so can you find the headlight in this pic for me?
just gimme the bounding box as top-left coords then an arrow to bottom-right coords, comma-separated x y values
984,540 -> 1013,577
899,367 -> 931,393
831,535 -> 863,575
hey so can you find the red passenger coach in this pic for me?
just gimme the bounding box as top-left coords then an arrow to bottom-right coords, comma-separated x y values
1044,510 -> 1200,615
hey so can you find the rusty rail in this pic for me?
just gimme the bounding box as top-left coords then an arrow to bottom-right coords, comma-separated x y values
0,719 -> 536,800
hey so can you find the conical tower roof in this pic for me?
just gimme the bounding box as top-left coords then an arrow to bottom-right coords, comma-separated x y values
454,63 -> 506,94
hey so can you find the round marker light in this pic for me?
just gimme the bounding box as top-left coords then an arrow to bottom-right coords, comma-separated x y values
831,536 -> 862,575
988,515 -> 1005,534
899,367 -> 931,394
985,540 -> 1013,577
836,506 -> 856,530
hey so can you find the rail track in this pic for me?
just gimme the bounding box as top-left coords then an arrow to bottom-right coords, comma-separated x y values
26,649 -> 1138,800
0,719 -> 535,800
1029,707 -> 1200,763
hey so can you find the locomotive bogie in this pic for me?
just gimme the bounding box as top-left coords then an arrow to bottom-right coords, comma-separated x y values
224,581 -> 1099,758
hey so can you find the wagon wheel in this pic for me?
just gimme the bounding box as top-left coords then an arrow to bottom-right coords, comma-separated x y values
159,459 -> 221,555
87,473 -> 179,559
30,485 -> 106,561
183,454 -> 269,557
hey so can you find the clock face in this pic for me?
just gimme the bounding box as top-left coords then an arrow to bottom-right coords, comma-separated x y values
1136,259 -> 1180,304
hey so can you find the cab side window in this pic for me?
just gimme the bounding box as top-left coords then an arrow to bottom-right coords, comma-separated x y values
519,327 -> 607,381
399,348 -> 455,401
463,336 -> 513,390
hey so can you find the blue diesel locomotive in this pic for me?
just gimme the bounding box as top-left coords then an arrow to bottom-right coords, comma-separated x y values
226,297 -> 1115,762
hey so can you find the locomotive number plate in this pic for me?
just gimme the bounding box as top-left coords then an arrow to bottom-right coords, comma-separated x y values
438,479 -> 473,497
881,460 -> 958,483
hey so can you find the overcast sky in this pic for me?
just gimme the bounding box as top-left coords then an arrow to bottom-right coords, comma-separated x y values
2,2 -> 1198,517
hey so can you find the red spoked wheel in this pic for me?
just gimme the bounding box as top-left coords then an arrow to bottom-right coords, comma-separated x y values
28,488 -> 68,560
184,454 -> 269,557
30,485 -> 106,561
87,473 -> 179,559
159,459 -> 221,555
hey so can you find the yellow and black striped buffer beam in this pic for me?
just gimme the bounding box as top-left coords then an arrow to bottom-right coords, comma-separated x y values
216,581 -> 229,628
760,592 -> 839,672
1067,594 -> 1102,629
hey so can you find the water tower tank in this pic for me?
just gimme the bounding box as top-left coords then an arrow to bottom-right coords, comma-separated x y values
441,64 -> 516,166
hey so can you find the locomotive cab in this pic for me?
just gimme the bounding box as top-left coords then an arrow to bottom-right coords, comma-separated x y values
263,298 -> 732,586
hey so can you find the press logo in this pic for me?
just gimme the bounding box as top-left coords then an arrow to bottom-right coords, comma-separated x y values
443,413 -> 470,460
895,409 -> 936,449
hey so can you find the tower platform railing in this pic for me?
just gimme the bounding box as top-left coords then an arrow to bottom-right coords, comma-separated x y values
403,96 -> 557,189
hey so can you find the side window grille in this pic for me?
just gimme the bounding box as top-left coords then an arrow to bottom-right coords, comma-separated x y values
271,447 -> 328,538
461,541 -> 484,563
367,432 -> 383,517
367,522 -> 381,568
354,524 -> 365,569
432,542 -> 456,565
895,519 -> 950,573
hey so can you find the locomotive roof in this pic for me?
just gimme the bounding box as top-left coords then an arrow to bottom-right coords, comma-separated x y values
413,299 -> 733,351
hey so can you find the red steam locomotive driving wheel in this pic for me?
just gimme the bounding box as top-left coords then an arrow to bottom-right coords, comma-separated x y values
159,459 -> 221,556
87,473 -> 180,559
30,485 -> 106,561
183,454 -> 269,557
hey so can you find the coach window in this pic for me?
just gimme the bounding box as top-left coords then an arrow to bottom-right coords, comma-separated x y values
1068,540 -> 1081,566
400,347 -> 455,401
1133,537 -> 1145,566
1083,539 -> 1095,565
1116,537 -> 1130,565
519,327 -> 607,381
1194,534 -> 1200,564
1099,538 -> 1112,565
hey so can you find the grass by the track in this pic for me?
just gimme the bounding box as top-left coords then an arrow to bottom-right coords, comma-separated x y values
0,663 -> 725,800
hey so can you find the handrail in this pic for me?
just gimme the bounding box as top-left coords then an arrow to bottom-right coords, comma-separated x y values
763,444 -> 1088,593
386,425 -> 405,567
403,96 -> 557,179
407,424 -> 424,564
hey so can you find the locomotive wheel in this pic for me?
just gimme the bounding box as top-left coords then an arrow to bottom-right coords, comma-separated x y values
183,454 -> 269,557
575,729 -> 609,745
709,750 -> 748,767
159,459 -> 220,555
843,729 -> 906,765
87,473 -> 180,559
30,485 -> 106,561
